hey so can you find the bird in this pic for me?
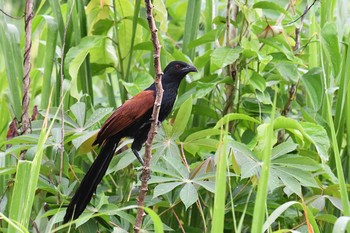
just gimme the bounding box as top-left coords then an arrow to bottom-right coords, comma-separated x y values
63,61 -> 197,223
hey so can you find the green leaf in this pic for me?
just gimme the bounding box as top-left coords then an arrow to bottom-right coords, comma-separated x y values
194,49 -> 212,69
301,67 -> 324,111
153,0 -> 168,32
188,30 -> 219,49
8,161 -> 32,232
180,183 -> 198,209
0,166 -> 16,176
36,15 -> 58,109
333,217 -> 350,233
72,130 -> 98,149
301,122 -> 330,161
253,1 -> 290,16
271,141 -> 297,159
86,1 -> 112,35
171,96 -> 192,138
143,207 -> 164,233
185,129 -> 222,142
275,62 -> 299,82
115,0 -> 143,59
230,141 -> 260,178
153,182 -> 184,198
263,201 -> 301,231
210,47 -> 243,72
162,154 -> 189,179
215,113 -> 260,129
273,155 -> 320,171
65,36 -> 105,100
122,71 -> 154,96
275,167 -> 319,188
70,102 -> 86,127
84,107 -> 113,129
193,180 -> 215,193
321,22 -> 341,76
278,171 -> 301,197
249,72 -> 266,92
184,138 -> 219,155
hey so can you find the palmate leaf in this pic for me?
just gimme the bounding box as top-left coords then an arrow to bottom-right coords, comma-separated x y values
180,183 -> 198,209
152,151 -> 215,210
274,116 -> 330,161
231,140 -> 320,195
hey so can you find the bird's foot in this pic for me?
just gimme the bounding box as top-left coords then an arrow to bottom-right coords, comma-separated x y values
139,173 -> 151,182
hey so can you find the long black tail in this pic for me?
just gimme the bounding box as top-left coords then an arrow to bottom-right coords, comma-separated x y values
63,138 -> 120,223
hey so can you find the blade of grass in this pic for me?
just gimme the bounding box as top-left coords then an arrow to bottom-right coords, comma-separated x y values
334,32 -> 350,150
182,0 -> 201,60
125,0 -> 141,82
0,4 -> 22,119
319,32 -> 350,232
0,212 -> 28,233
7,161 -> 32,232
251,92 -> 277,233
41,16 -> 58,109
211,121 -> 229,233
77,0 -> 93,106
49,0 -> 64,42
8,89 -> 64,231
179,0 -> 201,95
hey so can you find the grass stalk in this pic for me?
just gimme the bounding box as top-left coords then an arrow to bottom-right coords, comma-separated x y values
211,122 -> 229,232
251,93 -> 277,233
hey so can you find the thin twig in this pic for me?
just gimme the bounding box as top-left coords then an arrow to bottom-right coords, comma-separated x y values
59,0 -> 75,185
20,0 -> 34,160
285,0 -> 318,25
134,0 -> 163,232
294,5 -> 308,51
171,208 -> 186,233
0,8 -> 24,19
180,142 -> 190,173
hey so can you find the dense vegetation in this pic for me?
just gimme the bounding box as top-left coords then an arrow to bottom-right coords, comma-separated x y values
1,0 -> 350,232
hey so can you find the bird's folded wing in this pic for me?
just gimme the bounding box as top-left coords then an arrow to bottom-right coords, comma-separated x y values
93,90 -> 155,146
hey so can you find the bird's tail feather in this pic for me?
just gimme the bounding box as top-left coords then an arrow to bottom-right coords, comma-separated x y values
63,138 -> 119,223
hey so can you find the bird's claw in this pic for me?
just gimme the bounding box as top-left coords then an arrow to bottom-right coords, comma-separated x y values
139,173 -> 151,182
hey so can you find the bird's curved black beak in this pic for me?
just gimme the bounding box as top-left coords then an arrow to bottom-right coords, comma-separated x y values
184,64 -> 198,73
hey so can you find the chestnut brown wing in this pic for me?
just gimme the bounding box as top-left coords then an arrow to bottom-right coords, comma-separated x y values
93,90 -> 155,146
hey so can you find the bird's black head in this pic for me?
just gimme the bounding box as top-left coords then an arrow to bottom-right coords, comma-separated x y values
163,61 -> 197,80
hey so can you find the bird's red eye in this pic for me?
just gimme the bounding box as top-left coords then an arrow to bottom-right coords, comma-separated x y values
175,64 -> 181,69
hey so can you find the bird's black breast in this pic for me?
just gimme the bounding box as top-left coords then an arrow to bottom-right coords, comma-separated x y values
159,89 -> 177,122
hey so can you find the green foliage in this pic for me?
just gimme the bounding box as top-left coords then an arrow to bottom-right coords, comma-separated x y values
1,0 -> 350,232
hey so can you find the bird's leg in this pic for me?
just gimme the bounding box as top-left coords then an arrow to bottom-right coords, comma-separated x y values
132,149 -> 144,166
132,149 -> 151,181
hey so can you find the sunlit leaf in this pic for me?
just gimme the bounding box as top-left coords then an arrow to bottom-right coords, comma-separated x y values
180,183 -> 198,209
210,47 -> 243,72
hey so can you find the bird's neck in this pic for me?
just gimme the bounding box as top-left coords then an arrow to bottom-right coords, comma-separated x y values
147,78 -> 182,93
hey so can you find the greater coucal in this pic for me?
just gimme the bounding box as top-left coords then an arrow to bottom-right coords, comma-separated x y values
63,61 -> 197,223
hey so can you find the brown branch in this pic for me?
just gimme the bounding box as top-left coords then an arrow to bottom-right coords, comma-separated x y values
134,0 -> 163,232
20,0 -> 34,159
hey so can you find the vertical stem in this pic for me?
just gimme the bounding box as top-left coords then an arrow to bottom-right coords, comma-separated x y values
20,0 -> 34,159
134,0 -> 163,232
58,0 -> 75,183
